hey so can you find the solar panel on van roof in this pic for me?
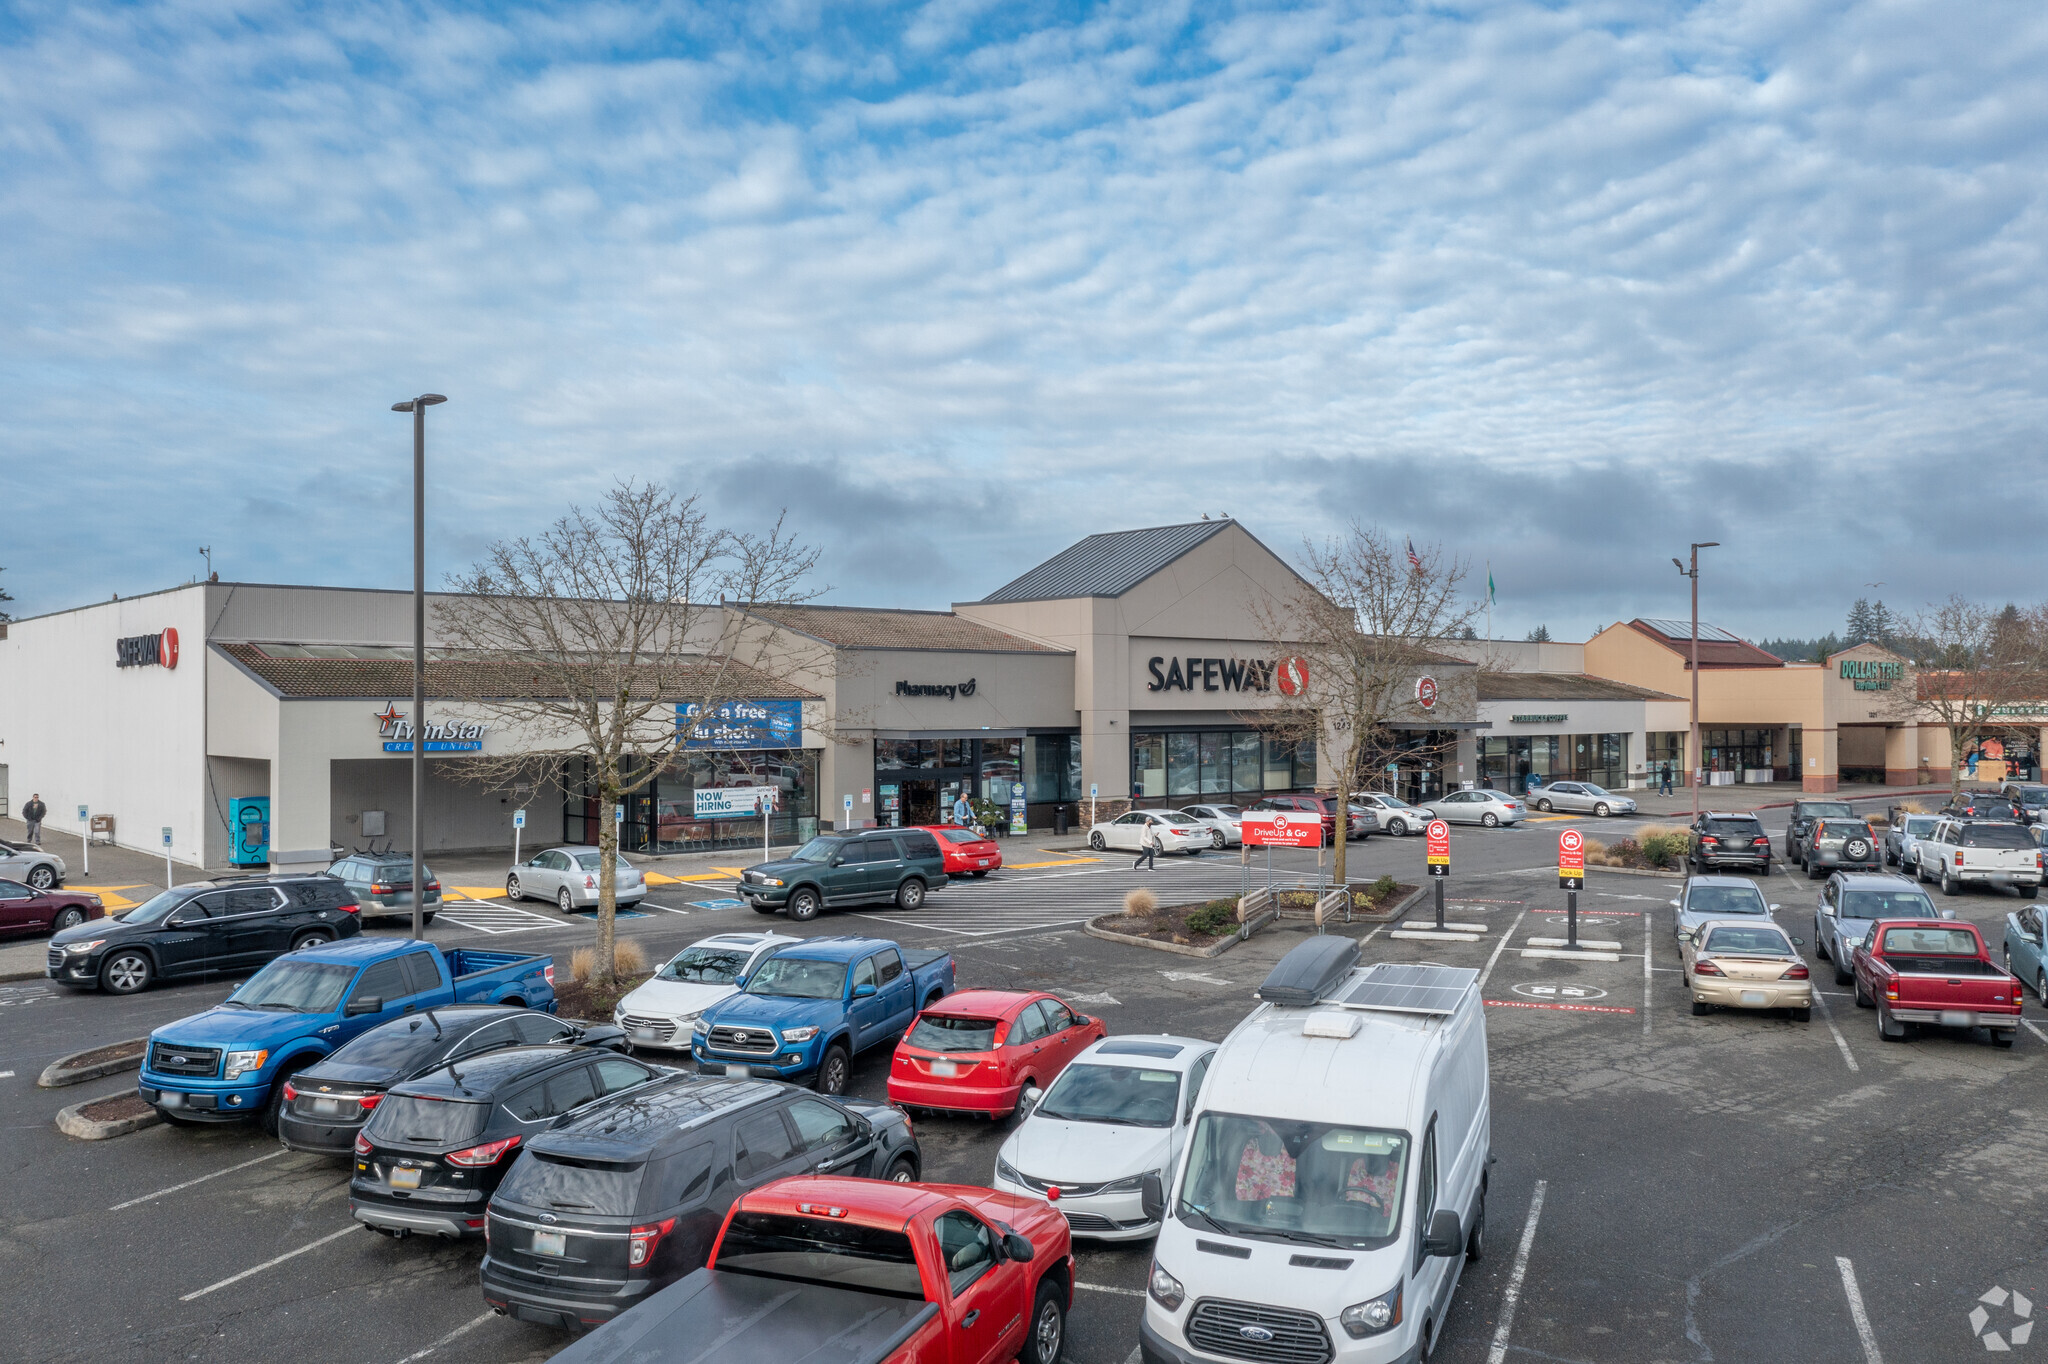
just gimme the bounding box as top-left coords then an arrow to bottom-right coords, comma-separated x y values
1096,1040 -> 1186,1058
1327,963 -> 1478,1016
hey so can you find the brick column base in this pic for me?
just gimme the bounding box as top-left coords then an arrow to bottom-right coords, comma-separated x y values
1803,774 -> 1840,793
1885,768 -> 1918,786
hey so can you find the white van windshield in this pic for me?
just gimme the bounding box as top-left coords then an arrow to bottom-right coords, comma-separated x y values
1178,1112 -> 1410,1249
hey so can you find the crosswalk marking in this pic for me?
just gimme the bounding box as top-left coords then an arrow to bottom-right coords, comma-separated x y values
434,902 -> 560,935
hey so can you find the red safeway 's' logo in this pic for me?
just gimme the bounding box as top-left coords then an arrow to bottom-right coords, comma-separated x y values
158,628 -> 179,669
1416,675 -> 1437,709
1276,657 -> 1308,696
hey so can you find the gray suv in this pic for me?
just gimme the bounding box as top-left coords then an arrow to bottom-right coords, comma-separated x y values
325,853 -> 442,925
1802,818 -> 1882,879
1812,874 -> 1942,985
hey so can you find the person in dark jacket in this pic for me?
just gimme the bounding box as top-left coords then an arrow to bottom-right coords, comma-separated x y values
21,794 -> 47,846
1658,764 -> 1673,796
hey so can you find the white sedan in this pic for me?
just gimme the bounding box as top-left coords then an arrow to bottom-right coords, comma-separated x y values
1435,789 -> 1527,826
1350,792 -> 1435,836
0,840 -> 67,891
613,931 -> 799,1050
994,1035 -> 1217,1241
506,844 -> 647,912
1174,804 -> 1243,849
1088,810 -> 1210,854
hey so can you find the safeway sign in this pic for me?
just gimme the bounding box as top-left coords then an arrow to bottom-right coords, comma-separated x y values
1243,810 -> 1320,848
1425,819 -> 1450,878
1558,828 -> 1585,890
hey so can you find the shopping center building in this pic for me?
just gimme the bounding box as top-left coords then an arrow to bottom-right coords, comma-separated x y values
0,519 -> 1476,870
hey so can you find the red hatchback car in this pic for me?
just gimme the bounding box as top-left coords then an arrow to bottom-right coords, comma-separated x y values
888,990 -> 1106,1118
922,824 -> 1004,877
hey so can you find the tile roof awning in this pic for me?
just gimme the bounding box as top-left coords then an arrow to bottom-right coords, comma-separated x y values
1478,672 -> 1683,703
218,643 -> 818,702
737,605 -> 1064,653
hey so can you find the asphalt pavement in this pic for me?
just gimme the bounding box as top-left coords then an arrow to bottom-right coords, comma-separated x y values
4,802 -> 2040,1364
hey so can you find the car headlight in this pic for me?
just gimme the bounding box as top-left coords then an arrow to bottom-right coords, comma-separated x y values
690,1018 -> 710,1038
1148,1261 -> 1185,1311
674,1011 -> 699,1026
64,939 -> 105,954
996,1157 -> 1023,1185
1101,1173 -> 1149,1193
1339,1285 -> 1402,1337
224,1049 -> 269,1081
761,877 -> 784,887
782,1026 -> 820,1043
613,1002 -> 628,1021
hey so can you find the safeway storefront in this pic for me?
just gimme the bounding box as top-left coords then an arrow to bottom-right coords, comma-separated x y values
0,519 -> 1475,869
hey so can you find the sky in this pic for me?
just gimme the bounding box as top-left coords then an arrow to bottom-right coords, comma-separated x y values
3,0 -> 2045,644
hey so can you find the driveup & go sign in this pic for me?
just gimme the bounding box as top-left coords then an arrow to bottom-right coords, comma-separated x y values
1426,820 -> 1450,877
1242,809 -> 1320,848
1558,828 -> 1585,889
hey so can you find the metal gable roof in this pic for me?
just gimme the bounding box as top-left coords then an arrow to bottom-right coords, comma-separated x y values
977,520 -> 1236,604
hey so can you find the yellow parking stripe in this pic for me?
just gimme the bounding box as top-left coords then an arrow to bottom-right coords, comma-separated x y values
78,884 -> 145,910
447,886 -> 511,902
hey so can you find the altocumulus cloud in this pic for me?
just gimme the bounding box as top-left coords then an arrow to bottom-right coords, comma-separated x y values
1,0 -> 2045,637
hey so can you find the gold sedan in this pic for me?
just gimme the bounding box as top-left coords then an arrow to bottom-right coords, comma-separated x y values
1681,919 -> 1812,1021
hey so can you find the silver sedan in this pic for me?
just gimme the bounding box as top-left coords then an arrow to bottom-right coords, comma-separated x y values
1350,792 -> 1436,836
506,845 -> 647,912
1528,782 -> 1638,817
0,840 -> 67,891
1434,789 -> 1527,827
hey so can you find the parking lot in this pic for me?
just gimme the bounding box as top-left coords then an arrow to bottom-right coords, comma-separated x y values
5,802 -> 2043,1364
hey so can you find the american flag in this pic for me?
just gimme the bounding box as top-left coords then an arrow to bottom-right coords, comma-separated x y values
1406,537 -> 1422,572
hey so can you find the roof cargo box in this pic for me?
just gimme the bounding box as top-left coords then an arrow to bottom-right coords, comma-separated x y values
1257,937 -> 1360,1006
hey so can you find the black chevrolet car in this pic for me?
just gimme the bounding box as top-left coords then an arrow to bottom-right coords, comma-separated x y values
482,1077 -> 920,1332
350,1045 -> 670,1239
279,1005 -> 626,1158
47,875 -> 361,995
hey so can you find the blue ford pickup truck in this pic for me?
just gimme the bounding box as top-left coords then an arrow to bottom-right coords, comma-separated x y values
138,938 -> 556,1132
690,936 -> 953,1094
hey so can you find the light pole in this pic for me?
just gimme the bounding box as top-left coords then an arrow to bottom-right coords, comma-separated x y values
1672,542 -> 1720,822
391,394 -> 447,941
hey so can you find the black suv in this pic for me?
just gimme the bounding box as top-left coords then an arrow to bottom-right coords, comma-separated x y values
47,874 -> 361,995
1941,791 -> 2024,822
482,1076 -> 921,1332
1689,813 -> 1772,873
280,1006 -> 627,1158
350,1044 -> 669,1239
1784,800 -> 1857,865
738,829 -> 950,922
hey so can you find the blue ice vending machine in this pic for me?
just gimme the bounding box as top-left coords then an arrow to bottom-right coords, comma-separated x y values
230,797 -> 271,866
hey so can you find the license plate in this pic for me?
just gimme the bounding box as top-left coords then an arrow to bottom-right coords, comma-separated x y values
633,1028 -> 657,1042
390,1167 -> 422,1190
931,1061 -> 959,1077
725,1064 -> 751,1078
1740,991 -> 1767,1006
532,1230 -> 566,1257
977,860 -> 989,868
1941,1010 -> 1973,1028
159,1092 -> 186,1109
313,1097 -> 340,1116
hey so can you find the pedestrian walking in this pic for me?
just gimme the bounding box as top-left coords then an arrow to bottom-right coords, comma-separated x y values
21,793 -> 47,846
1134,818 -> 1161,870
951,792 -> 973,828
1658,763 -> 1673,797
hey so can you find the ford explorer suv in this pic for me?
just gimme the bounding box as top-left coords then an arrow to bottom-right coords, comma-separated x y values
1913,817 -> 2044,897
739,829 -> 949,922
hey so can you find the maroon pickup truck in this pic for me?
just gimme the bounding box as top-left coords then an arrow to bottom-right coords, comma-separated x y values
1852,919 -> 2022,1047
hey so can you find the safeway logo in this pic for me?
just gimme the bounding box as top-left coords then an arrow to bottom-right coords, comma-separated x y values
1416,675 -> 1438,709
1276,657 -> 1308,696
115,627 -> 178,670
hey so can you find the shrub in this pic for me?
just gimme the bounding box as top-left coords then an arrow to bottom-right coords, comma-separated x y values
1123,887 -> 1159,917
1600,838 -> 1640,867
1370,874 -> 1400,899
570,947 -> 593,984
613,938 -> 648,975
1187,901 -> 1237,936
1582,836 -> 1612,865
1634,824 -> 1689,867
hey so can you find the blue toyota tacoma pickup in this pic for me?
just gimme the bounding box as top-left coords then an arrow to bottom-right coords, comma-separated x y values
138,938 -> 556,1132
690,935 -> 953,1094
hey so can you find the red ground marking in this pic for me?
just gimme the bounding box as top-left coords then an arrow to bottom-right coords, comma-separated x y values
1484,999 -> 1638,1016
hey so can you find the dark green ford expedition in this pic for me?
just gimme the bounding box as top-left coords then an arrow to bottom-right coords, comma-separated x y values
738,829 -> 949,922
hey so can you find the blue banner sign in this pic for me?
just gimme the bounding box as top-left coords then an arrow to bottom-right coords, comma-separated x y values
677,699 -> 802,750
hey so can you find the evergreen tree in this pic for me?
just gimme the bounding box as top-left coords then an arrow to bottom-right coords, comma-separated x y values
1868,599 -> 1894,647
1844,598 -> 1875,646
1526,624 -> 1552,642
1457,624 -> 1478,640
0,567 -> 12,623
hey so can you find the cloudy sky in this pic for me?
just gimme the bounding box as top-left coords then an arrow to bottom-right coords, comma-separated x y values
4,0 -> 2044,642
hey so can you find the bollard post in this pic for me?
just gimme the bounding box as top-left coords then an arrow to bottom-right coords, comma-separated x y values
1567,886 -> 1579,950
1434,876 -> 1446,932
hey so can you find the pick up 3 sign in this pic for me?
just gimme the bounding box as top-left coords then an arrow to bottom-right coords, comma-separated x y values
1426,820 -> 1450,878
1242,810 -> 1319,848
1558,828 -> 1585,890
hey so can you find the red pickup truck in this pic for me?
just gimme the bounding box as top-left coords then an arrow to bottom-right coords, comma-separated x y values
545,1175 -> 1075,1364
1852,919 -> 2022,1047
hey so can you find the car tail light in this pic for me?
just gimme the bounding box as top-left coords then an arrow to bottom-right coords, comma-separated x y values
1754,838 -> 1770,847
586,875 -> 597,889
1783,964 -> 1810,979
447,1135 -> 522,1167
341,901 -> 361,915
357,1092 -> 383,1114
282,1081 -> 300,1102
1693,960 -> 1724,976
355,1132 -> 373,1156
1956,851 -> 1965,867
371,884 -> 391,895
1701,836 -> 1719,846
544,964 -> 556,985
427,880 -> 441,891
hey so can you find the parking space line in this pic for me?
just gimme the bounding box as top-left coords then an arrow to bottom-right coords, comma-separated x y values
1076,1282 -> 1144,1297
2025,1019 -> 2048,1045
1810,987 -> 1860,1073
1475,911 -> 1526,991
1836,1256 -> 1886,1364
394,1309 -> 497,1364
1642,910 -> 1654,1037
109,1150 -> 284,1210
180,1225 -> 357,1300
1485,1179 -> 1547,1364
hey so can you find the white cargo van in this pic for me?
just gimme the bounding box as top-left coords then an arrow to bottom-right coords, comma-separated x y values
1139,938 -> 1489,1364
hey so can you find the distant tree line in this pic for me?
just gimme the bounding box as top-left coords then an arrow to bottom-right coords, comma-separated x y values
1760,597 -> 1900,661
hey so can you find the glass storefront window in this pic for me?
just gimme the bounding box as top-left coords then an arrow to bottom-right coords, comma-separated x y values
1232,732 -> 1263,792
980,737 -> 1023,803
1133,734 -> 1167,797
563,750 -> 817,853
1264,737 -> 1294,790
1167,733 -> 1200,797
1025,734 -> 1081,803
1130,730 -> 1310,800
1199,733 -> 1229,794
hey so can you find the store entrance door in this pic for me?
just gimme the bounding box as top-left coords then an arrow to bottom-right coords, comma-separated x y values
900,780 -> 940,828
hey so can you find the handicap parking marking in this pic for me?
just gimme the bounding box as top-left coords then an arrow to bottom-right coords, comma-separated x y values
685,898 -> 744,910
432,902 -> 560,935
569,907 -> 649,920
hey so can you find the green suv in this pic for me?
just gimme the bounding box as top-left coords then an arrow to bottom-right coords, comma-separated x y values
739,829 -> 950,922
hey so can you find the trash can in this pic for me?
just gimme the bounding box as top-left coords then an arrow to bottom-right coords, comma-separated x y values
1055,805 -> 1070,836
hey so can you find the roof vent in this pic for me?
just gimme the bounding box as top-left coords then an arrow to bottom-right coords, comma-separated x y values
1303,1012 -> 1360,1039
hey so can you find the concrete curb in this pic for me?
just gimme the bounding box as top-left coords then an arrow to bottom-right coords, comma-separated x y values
1084,920 -> 1250,959
56,1092 -> 162,1141
0,966 -> 49,984
1586,865 -> 1690,880
39,1038 -> 148,1089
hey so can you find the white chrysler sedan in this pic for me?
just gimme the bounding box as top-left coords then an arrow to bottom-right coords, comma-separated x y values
612,931 -> 800,1050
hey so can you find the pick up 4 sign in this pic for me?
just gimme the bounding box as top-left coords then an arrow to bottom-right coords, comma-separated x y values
1558,829 -> 1585,890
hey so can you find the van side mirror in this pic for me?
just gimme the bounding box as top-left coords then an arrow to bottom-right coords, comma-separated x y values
1768,904 -> 1781,912
1423,1209 -> 1463,1258
1002,1232 -> 1035,1263
1140,1172 -> 1166,1222
828,855 -> 846,867
345,996 -> 382,1016
852,982 -> 877,999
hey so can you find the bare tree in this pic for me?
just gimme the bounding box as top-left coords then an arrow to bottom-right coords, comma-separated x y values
1885,595 -> 2048,796
437,482 -> 823,980
1252,527 -> 1482,890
